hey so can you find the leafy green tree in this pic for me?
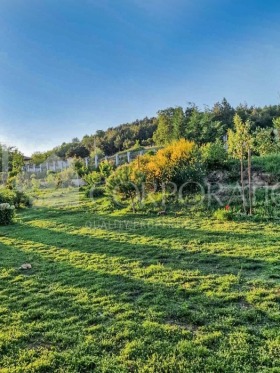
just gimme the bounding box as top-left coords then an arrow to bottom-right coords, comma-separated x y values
153,107 -> 185,145
31,151 -> 52,165
172,107 -> 185,140
228,115 -> 253,214
55,142 -> 74,159
212,98 -> 235,128
11,150 -> 24,176
153,110 -> 173,145
185,108 -> 225,144
273,117 -> 280,139
67,145 -> 89,159
90,147 -> 104,159
114,135 -> 123,152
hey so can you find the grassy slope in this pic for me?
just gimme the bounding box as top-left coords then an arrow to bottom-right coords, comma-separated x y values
0,190 -> 279,372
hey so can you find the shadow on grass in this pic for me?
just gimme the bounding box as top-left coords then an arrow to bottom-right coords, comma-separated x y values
3,218 -> 273,279
0,240 -> 269,332
1,204 -> 279,371
21,205 -> 280,245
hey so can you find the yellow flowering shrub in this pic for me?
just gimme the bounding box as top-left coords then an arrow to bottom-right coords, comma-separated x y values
132,139 -> 199,187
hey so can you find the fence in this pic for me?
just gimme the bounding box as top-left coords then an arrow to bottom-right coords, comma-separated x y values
23,148 -> 157,173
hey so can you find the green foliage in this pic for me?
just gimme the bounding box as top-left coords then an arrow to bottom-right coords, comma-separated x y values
213,208 -> 233,221
153,107 -> 185,145
99,161 -> 114,179
0,189 -> 16,205
83,171 -> 102,186
254,127 -> 278,155
273,116 -> 280,131
90,147 -> 105,159
10,150 -> 24,176
82,117 -> 157,156
252,154 -> 280,177
200,140 -> 228,170
0,203 -> 15,225
54,168 -> 76,189
66,145 -> 90,159
185,108 -> 225,144
31,151 -> 53,165
0,189 -> 31,208
106,164 -> 145,212
85,186 -> 106,199
228,114 -> 253,160
17,101 -> 280,170
54,141 -> 76,159
72,158 -> 87,178
15,191 -> 32,208
0,145 -> 24,174
131,139 -> 142,151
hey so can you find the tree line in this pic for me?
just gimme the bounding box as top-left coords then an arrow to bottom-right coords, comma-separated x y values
2,98 -> 280,168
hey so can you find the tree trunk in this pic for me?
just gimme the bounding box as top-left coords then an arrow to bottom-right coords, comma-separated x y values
248,148 -> 253,215
240,156 -> 246,213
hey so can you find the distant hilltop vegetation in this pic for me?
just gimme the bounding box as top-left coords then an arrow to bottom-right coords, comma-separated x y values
2,98 -> 280,168
28,98 -> 280,164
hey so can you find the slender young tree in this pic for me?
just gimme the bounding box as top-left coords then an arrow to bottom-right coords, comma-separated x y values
228,114 -> 253,214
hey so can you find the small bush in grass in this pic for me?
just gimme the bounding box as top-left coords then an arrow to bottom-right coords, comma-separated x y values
0,189 -> 31,208
0,203 -> 15,225
86,186 -> 106,199
213,207 -> 233,221
14,191 -> 32,208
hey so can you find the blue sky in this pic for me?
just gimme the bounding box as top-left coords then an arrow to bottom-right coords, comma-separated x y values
1,0 -> 280,155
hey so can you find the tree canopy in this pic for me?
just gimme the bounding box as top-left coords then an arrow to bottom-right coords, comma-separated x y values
29,99 -> 280,161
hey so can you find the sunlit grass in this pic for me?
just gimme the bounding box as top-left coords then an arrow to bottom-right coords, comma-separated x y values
0,191 -> 279,372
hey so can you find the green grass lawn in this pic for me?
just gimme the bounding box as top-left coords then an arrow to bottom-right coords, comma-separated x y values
0,190 -> 279,372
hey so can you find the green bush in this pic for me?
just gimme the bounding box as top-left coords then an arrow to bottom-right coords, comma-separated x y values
252,154 -> 280,177
254,127 -> 279,156
213,208 -> 233,221
0,203 -> 15,225
200,140 -> 228,171
83,171 -> 102,186
0,189 -> 16,205
15,191 -> 32,208
85,186 -> 106,199
0,189 -> 31,208
224,158 -> 240,181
